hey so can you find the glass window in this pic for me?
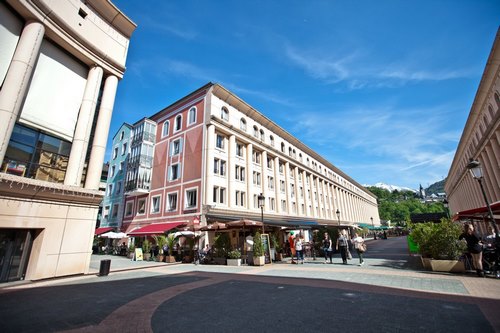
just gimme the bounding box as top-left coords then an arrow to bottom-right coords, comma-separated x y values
162,121 -> 170,137
168,163 -> 181,181
151,196 -> 161,213
188,107 -> 196,125
236,143 -> 244,157
216,134 -> 225,149
186,188 -> 197,208
137,199 -> 146,215
167,193 -> 178,211
221,107 -> 229,121
125,202 -> 133,217
240,118 -> 247,131
174,115 -> 182,131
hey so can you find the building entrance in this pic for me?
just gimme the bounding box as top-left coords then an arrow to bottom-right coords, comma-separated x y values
0,229 -> 34,283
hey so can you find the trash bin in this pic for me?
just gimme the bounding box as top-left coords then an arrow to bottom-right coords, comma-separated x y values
99,259 -> 111,276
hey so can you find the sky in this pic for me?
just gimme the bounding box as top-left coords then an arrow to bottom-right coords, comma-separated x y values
110,0 -> 500,190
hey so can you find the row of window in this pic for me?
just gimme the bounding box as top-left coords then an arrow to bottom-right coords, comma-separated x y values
122,188 -> 198,217
161,107 -> 197,138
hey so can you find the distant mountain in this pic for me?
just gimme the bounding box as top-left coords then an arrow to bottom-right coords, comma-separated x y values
425,178 -> 446,196
364,182 -> 417,193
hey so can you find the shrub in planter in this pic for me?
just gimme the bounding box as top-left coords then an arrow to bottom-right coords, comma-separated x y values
213,233 -> 231,259
253,232 -> 265,266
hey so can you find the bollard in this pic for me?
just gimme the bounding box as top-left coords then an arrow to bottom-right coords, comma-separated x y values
99,259 -> 111,276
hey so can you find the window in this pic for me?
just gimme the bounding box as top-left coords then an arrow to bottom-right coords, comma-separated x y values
119,161 -> 124,173
214,158 -> 226,176
186,188 -> 197,208
221,107 -> 229,121
253,126 -> 259,138
216,134 -> 225,149
281,142 -> 285,153
112,204 -> 119,218
213,186 -> 226,204
260,129 -> 264,141
240,118 -> 247,131
268,176 -> 274,190
280,180 -> 285,193
162,120 -> 170,137
267,157 -> 273,169
235,165 -> 245,181
120,131 -> 124,140
122,142 -> 127,155
107,184 -> 113,196
109,165 -> 115,178
290,184 -> 295,198
167,193 -> 178,211
252,151 -> 261,164
236,143 -> 244,157
253,171 -> 261,185
151,196 -> 161,213
236,191 -> 246,207
281,200 -> 287,212
116,181 -> 122,195
270,135 -> 274,147
188,107 -> 196,125
125,202 -> 133,217
269,198 -> 275,211
170,138 -> 183,156
103,205 -> 110,218
137,199 -> 146,215
112,147 -> 118,159
174,115 -> 182,132
168,163 -> 181,181
279,163 -> 284,174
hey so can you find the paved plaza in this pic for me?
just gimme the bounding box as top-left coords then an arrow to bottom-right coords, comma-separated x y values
1,237 -> 499,332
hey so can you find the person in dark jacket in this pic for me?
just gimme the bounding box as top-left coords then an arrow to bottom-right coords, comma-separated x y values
459,223 -> 484,277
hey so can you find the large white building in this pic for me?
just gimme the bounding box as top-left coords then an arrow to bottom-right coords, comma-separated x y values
0,0 -> 135,282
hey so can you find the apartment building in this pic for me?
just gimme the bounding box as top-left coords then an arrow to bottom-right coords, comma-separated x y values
0,0 -> 135,282
119,83 -> 380,237
445,29 -> 500,226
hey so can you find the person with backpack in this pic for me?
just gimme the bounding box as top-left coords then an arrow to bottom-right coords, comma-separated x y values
336,229 -> 349,264
351,232 -> 366,266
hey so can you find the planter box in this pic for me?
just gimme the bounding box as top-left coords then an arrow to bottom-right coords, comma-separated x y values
430,259 -> 465,273
275,253 -> 283,262
420,256 -> 432,270
227,258 -> 241,266
253,255 -> 265,266
165,256 -> 176,263
213,257 -> 227,265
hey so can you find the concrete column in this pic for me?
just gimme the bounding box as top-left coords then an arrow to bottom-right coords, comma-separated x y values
246,143 -> 253,209
273,156 -> 281,212
261,150 -> 268,206
85,75 -> 118,189
284,161 -> 293,214
64,66 -> 103,186
205,125 -> 215,205
228,135 -> 236,208
0,21 -> 45,165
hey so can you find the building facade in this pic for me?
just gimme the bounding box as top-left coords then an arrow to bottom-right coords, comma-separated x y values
118,83 -> 380,239
445,29 -> 500,225
0,0 -> 135,282
100,123 -> 132,228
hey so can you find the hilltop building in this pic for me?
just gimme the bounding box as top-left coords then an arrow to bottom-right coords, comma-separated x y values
103,83 -> 380,244
445,29 -> 500,229
0,0 -> 135,282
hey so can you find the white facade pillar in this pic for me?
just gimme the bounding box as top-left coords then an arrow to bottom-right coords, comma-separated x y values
65,66 -> 103,186
228,135 -> 236,208
85,75 -> 118,189
0,21 -> 45,165
273,156 -> 281,212
246,143 -> 253,209
205,125 -> 216,205
261,150 -> 268,208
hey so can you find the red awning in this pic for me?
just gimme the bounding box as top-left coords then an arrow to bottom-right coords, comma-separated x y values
453,201 -> 500,222
127,222 -> 187,236
95,227 -> 114,236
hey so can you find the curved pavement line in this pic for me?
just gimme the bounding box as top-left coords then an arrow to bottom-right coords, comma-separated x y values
60,274 -> 231,333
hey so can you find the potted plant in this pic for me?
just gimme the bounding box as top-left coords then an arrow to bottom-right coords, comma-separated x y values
409,218 -> 467,272
270,233 -> 283,261
165,233 -> 177,263
128,243 -> 135,259
213,233 -> 230,265
227,249 -> 242,266
142,239 -> 152,261
253,231 -> 265,266
153,235 -> 167,262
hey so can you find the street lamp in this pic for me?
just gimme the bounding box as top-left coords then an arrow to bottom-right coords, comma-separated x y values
258,193 -> 265,233
336,209 -> 341,227
466,159 -> 499,245
371,217 -> 376,240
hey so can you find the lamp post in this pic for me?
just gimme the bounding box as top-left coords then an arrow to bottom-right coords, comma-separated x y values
258,193 -> 265,234
371,217 -> 376,240
443,198 -> 450,218
336,209 -> 341,227
466,159 -> 499,245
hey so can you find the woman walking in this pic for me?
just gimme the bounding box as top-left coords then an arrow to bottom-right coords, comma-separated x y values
322,232 -> 333,264
459,223 -> 484,277
351,232 -> 365,266
336,229 -> 349,264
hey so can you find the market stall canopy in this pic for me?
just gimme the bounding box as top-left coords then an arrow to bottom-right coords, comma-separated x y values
200,221 -> 227,231
127,222 -> 186,236
95,227 -> 113,236
453,201 -> 500,223
173,231 -> 197,238
226,219 -> 263,228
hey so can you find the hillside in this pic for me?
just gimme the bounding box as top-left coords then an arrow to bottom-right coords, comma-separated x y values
425,178 -> 446,195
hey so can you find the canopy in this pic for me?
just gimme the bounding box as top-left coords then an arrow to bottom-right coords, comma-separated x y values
127,222 -> 186,236
173,231 -> 197,238
200,221 -> 227,231
95,227 -> 113,236
101,231 -> 128,239
226,219 -> 263,228
453,201 -> 500,222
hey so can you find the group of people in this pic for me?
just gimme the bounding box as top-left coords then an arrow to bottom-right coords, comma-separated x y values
288,230 -> 367,266
459,223 -> 498,277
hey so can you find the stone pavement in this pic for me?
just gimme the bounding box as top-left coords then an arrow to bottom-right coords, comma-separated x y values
1,236 -> 499,332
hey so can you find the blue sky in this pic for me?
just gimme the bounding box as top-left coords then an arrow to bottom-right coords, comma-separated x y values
111,0 -> 500,190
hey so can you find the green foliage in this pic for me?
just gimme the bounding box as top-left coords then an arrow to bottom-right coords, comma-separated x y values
213,233 -> 231,258
253,231 -> 265,257
141,239 -> 151,254
165,233 -> 176,256
409,218 -> 467,260
228,249 -> 241,259
128,243 -> 135,252
270,233 -> 282,252
152,235 -> 167,254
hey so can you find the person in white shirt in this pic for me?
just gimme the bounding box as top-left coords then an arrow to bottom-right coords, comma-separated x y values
295,234 -> 304,264
351,232 -> 365,266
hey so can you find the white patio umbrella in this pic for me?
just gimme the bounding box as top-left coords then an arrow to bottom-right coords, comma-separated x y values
101,231 -> 128,239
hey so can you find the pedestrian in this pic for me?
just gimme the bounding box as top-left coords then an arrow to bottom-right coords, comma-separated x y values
336,229 -> 349,264
351,232 -> 365,266
295,234 -> 304,264
459,223 -> 484,277
322,232 -> 333,264
288,231 -> 297,264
